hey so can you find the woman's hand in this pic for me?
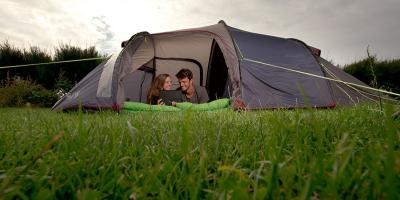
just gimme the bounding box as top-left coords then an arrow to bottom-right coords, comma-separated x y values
171,101 -> 177,107
157,99 -> 165,105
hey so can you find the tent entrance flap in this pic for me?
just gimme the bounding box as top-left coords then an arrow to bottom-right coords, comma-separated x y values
122,70 -> 153,103
206,40 -> 229,101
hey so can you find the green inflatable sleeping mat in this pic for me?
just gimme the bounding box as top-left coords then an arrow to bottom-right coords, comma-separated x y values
123,98 -> 230,112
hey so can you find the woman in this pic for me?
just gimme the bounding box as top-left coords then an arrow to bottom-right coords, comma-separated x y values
147,74 -> 172,105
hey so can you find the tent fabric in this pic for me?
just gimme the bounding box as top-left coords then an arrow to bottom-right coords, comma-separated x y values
317,57 -> 379,105
52,21 -> 377,112
152,32 -> 213,86
51,57 -> 115,110
229,27 -> 334,108
116,34 -> 154,104
97,52 -> 119,98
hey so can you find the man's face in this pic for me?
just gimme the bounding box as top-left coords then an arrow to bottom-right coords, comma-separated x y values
178,77 -> 192,92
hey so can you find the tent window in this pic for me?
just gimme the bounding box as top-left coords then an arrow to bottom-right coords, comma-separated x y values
206,40 -> 229,101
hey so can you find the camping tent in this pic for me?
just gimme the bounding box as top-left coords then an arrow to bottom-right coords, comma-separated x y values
51,21 -> 379,111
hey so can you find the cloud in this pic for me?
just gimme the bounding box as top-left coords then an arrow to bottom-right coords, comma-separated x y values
1,0 -> 399,64
0,0 -> 104,52
91,16 -> 116,55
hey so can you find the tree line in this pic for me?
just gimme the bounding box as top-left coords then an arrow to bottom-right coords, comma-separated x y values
0,41 -> 105,91
343,56 -> 400,95
0,41 -> 106,107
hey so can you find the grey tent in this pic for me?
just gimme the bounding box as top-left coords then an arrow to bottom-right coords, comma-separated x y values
52,21 -> 379,111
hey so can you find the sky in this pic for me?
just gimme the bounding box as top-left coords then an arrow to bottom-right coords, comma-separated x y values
1,0 -> 399,66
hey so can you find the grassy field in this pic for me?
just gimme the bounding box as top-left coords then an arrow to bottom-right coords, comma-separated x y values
0,105 -> 399,199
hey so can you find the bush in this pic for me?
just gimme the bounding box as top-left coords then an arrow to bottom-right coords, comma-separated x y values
0,78 -> 58,107
28,89 -> 59,107
344,57 -> 400,94
54,70 -> 73,92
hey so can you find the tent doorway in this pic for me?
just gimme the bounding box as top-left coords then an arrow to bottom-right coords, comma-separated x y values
154,57 -> 204,89
206,40 -> 230,101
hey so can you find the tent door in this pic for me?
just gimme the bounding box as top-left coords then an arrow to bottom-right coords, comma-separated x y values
206,40 -> 229,101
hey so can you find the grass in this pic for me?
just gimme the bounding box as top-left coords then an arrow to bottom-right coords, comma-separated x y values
0,104 -> 399,199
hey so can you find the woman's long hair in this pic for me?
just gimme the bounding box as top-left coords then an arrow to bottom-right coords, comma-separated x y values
147,74 -> 170,104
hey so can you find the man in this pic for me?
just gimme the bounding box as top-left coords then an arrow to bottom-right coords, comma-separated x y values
176,68 -> 209,103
